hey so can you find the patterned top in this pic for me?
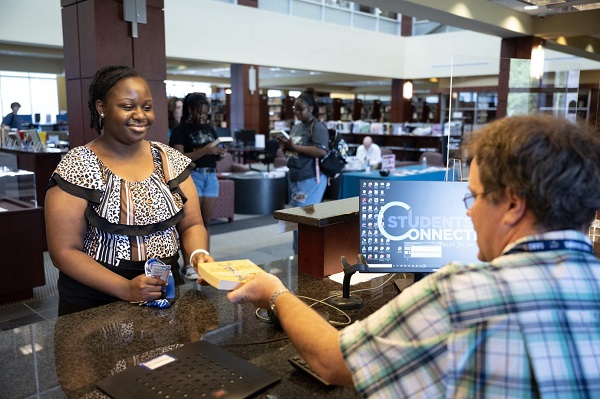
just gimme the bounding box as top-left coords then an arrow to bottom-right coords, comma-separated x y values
339,230 -> 600,398
49,141 -> 193,266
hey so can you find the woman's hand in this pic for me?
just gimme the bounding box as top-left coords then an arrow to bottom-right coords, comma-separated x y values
126,274 -> 167,303
275,136 -> 294,151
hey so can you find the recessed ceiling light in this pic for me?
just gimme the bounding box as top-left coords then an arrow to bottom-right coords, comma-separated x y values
524,5 -> 539,10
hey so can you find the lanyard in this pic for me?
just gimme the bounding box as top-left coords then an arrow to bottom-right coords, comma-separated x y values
504,239 -> 593,256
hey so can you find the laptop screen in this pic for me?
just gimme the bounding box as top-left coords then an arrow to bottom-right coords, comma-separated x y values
359,180 -> 479,274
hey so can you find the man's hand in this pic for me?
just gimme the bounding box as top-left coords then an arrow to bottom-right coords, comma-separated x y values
226,272 -> 286,309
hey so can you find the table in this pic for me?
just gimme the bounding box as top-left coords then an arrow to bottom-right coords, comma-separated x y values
339,165 -> 448,198
228,146 -> 266,164
274,197 -> 359,277
226,171 -> 287,214
0,257 -> 400,399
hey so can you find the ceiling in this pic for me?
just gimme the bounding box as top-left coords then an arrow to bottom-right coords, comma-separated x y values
2,0 -> 599,95
164,0 -> 600,94
489,0 -> 600,15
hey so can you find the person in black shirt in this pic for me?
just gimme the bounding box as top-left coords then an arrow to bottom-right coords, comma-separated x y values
170,92 -> 225,279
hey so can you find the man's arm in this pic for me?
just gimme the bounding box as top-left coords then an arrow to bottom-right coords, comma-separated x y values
227,272 -> 354,386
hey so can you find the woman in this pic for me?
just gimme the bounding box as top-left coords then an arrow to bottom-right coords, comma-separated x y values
275,87 -> 329,253
170,92 -> 225,279
167,96 -> 183,138
45,65 -> 214,315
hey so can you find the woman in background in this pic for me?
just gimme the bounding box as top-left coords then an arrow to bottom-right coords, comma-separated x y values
170,92 -> 225,279
167,96 -> 183,139
275,87 -> 328,253
45,65 -> 213,315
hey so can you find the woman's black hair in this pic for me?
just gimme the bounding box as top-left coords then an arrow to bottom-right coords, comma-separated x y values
88,65 -> 145,134
298,87 -> 319,118
181,92 -> 210,123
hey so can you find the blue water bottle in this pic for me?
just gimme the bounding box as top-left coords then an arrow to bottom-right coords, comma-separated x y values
165,271 -> 175,300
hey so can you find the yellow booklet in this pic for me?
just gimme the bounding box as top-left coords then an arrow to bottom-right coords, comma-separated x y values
196,259 -> 264,290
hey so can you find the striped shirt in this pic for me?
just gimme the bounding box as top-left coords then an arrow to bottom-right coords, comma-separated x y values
339,230 -> 600,398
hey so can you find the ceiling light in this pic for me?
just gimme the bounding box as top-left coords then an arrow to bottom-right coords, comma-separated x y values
524,5 -> 539,10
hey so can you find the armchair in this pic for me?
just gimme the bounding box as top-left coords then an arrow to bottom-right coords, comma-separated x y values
212,153 -> 250,223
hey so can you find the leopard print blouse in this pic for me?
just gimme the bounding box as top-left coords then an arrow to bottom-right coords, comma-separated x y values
49,141 -> 193,266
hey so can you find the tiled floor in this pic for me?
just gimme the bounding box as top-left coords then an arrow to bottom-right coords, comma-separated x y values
0,213 -> 294,331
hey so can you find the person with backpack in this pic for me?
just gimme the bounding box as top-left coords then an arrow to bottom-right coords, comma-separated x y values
275,87 -> 328,253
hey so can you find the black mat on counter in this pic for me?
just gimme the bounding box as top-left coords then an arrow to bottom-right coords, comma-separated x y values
96,340 -> 280,399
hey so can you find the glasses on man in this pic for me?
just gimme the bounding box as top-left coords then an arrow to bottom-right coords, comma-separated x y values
292,106 -> 308,113
463,192 -> 484,210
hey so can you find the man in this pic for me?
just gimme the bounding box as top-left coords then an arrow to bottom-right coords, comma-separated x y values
227,114 -> 600,397
1,102 -> 23,130
355,135 -> 382,168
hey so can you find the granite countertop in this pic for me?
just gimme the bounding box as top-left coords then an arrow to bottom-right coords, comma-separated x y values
274,197 -> 359,227
0,257 -> 399,399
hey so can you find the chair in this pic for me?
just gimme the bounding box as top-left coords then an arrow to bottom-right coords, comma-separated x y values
216,152 -> 251,174
212,153 -> 250,223
380,147 -> 417,168
256,139 -> 279,171
212,179 -> 235,223
274,148 -> 287,168
419,151 -> 444,167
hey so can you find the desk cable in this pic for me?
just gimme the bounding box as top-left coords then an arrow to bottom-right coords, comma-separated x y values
254,272 -> 398,328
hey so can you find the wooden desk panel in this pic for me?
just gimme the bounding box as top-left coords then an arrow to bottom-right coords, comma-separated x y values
0,200 -> 45,304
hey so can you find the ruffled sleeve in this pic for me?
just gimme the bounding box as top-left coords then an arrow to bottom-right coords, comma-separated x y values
47,146 -> 104,204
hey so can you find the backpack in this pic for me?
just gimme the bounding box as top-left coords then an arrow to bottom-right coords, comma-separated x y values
309,122 -> 348,178
319,128 -> 348,178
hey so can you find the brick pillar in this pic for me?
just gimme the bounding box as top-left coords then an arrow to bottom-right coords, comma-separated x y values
229,64 -> 260,134
497,36 -> 545,119
61,0 -> 167,147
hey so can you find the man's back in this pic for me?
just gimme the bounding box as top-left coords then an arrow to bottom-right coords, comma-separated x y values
441,230 -> 600,398
341,230 -> 600,398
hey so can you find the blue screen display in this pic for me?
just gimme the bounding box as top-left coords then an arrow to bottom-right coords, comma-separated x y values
359,180 -> 480,273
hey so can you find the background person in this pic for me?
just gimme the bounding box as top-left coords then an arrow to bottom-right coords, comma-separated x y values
45,65 -> 213,316
170,92 -> 225,279
167,96 -> 183,139
355,135 -> 381,168
275,87 -> 328,253
227,114 -> 600,397
1,102 -> 23,130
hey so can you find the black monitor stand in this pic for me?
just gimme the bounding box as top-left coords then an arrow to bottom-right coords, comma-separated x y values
327,255 -> 367,310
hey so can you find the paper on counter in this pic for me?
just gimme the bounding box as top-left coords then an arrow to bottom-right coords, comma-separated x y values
277,220 -> 297,234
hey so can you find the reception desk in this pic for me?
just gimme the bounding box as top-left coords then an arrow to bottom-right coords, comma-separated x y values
274,198 -> 359,277
339,165 -> 448,199
0,257 -> 399,398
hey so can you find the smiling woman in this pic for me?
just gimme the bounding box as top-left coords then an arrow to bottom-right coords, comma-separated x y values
44,65 -> 214,316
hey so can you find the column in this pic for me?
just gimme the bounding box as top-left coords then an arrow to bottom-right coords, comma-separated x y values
61,0 -> 167,148
390,79 -> 413,123
229,64 -> 261,134
497,36 -> 545,119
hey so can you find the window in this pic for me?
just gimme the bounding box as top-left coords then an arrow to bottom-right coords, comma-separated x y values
0,71 -> 59,125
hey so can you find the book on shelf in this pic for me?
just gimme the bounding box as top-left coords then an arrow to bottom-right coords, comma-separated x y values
269,129 -> 289,139
196,259 -> 264,290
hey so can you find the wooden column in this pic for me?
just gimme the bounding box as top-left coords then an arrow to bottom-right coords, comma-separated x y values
61,0 -> 167,148
230,64 -> 261,134
497,36 -> 545,119
390,79 -> 413,122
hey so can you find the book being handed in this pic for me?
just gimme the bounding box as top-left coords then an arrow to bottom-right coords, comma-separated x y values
196,259 -> 264,290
